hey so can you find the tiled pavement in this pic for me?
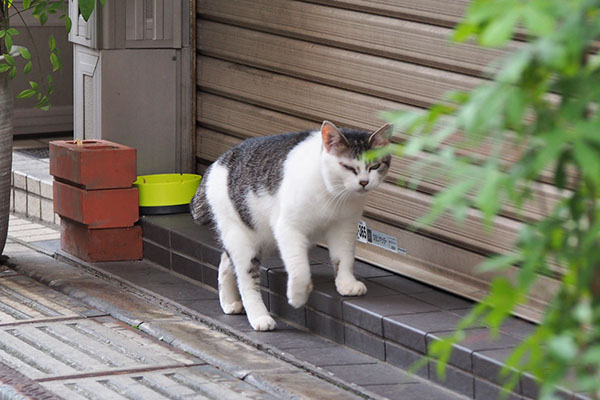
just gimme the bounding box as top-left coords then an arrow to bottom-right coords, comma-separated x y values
139,214 -> 548,400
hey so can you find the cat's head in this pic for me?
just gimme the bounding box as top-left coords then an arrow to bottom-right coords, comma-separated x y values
320,121 -> 392,195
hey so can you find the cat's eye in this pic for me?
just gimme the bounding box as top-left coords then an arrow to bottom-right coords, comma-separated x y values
369,163 -> 381,171
340,163 -> 358,175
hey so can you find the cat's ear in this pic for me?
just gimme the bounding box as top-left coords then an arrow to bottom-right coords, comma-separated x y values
321,120 -> 349,155
369,123 -> 393,148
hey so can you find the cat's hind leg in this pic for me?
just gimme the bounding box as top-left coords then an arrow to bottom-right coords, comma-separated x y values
224,239 -> 276,331
218,252 -> 243,314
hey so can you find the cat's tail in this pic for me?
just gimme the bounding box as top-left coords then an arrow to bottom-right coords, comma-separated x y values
190,176 -> 212,225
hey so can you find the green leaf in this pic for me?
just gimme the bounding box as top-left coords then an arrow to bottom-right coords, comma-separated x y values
3,54 -> 15,66
4,34 -> 12,53
6,28 -> 19,36
476,253 -> 522,274
18,47 -> 31,60
78,0 -> 97,21
8,66 -> 16,80
65,16 -> 72,33
548,335 -> 577,362
417,180 -> 476,227
0,31 -> 5,39
0,63 -> 10,73
479,10 -> 521,47
522,6 -> 555,37
17,89 -> 36,99
476,167 -> 502,222
553,150 -> 570,189
23,60 -> 32,74
29,81 -> 38,90
39,12 -> 48,26
23,0 -> 31,9
50,53 -> 61,71
452,22 -> 477,42
573,139 -> 600,178
48,35 -> 56,52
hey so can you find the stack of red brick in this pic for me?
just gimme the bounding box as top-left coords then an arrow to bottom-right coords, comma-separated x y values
50,140 -> 142,262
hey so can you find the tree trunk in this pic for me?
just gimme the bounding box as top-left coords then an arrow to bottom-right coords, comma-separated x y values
0,72 -> 13,255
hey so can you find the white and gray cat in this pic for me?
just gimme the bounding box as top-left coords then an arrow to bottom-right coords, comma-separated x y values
191,121 -> 392,331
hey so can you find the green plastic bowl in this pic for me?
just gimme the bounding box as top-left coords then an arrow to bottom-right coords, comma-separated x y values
133,173 -> 202,215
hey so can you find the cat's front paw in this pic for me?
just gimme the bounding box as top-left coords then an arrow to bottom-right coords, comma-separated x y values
250,315 -> 277,331
336,279 -> 367,297
287,279 -> 314,308
221,301 -> 243,315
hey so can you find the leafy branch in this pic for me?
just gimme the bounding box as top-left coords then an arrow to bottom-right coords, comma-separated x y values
0,0 -> 105,110
385,0 -> 600,398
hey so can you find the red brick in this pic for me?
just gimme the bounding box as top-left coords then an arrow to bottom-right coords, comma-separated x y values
54,181 -> 139,229
60,218 -> 142,262
50,140 -> 137,189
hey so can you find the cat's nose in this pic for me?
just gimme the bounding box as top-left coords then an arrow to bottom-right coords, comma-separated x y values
359,180 -> 369,188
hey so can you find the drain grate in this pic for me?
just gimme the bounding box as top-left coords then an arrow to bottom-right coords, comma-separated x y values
15,148 -> 50,159
0,361 -> 61,400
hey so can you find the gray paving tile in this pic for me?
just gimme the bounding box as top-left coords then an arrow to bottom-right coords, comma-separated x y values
308,280 -> 396,319
343,294 -> 439,336
368,275 -> 434,294
98,260 -> 178,285
284,344 -> 376,367
384,311 -> 465,353
144,214 -> 220,249
143,281 -> 218,302
270,292 -> 306,327
309,263 -> 336,283
499,317 -> 537,340
344,324 -> 385,361
30,239 -> 60,255
267,268 -> 287,296
364,382 -> 466,400
178,299 -> 257,332
475,378 -> 523,400
353,260 -> 394,278
306,309 -> 344,343
142,239 -> 171,268
520,373 -> 540,399
169,231 -> 204,262
259,265 -> 270,287
324,362 -> 419,386
385,341 -> 428,379
427,328 -> 520,372
202,263 -> 218,289
139,218 -> 170,247
171,253 -> 204,283
244,327 -> 334,350
430,361 -> 474,398
308,246 -> 330,264
411,290 -> 474,310
473,348 -> 520,388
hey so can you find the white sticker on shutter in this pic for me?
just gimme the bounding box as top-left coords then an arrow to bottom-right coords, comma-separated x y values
357,220 -> 406,255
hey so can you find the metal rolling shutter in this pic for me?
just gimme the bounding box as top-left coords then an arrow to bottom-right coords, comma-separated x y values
195,0 -> 562,322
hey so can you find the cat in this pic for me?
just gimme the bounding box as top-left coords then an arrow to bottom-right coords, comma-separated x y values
191,121 -> 392,331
